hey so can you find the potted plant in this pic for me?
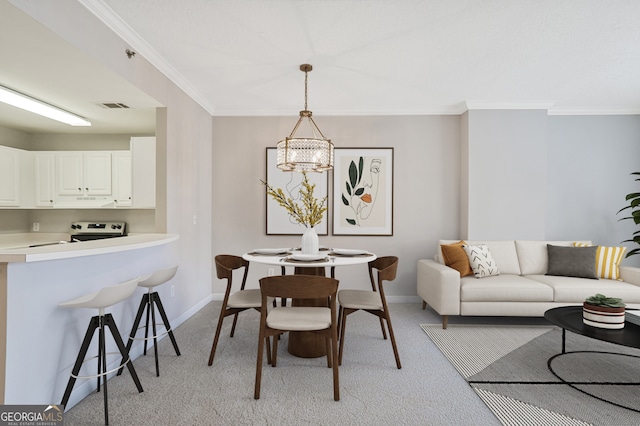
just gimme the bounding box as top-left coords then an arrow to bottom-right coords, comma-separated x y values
261,172 -> 327,254
617,171 -> 640,258
583,293 -> 626,329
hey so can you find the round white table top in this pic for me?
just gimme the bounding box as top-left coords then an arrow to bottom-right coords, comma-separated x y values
243,248 -> 376,268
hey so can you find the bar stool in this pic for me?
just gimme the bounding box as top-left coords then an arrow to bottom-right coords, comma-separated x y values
119,265 -> 180,377
60,277 -> 143,426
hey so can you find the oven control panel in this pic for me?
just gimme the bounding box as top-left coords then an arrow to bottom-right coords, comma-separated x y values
70,221 -> 127,236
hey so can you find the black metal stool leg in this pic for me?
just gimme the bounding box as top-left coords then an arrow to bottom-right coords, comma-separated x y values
152,292 -> 181,356
150,294 -> 160,376
105,314 -> 144,393
143,294 -> 152,355
61,316 -> 99,408
117,294 -> 148,376
100,315 -> 109,425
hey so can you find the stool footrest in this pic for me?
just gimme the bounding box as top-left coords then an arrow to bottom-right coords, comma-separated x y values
71,352 -> 131,379
128,323 -> 173,341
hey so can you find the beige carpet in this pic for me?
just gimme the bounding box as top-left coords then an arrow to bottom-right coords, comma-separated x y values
63,302 -> 501,425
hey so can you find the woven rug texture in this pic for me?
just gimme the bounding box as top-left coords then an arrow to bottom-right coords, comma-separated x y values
421,324 -> 640,426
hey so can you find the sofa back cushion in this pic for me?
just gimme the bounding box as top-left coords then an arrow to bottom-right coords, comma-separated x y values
515,240 -> 592,275
438,240 -> 521,275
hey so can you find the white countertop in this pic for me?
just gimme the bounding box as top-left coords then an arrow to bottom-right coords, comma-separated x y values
0,233 -> 179,263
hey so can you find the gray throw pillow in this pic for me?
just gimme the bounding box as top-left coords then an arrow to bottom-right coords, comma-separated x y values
546,244 -> 598,279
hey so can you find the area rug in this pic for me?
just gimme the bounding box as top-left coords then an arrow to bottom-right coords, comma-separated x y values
421,324 -> 640,426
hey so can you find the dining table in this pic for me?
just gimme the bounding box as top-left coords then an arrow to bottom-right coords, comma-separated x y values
243,247 -> 376,358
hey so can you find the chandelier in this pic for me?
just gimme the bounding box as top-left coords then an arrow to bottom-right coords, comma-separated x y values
276,64 -> 333,172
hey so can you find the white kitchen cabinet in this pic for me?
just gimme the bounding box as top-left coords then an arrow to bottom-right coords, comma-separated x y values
34,152 -> 56,206
112,151 -> 132,207
56,151 -> 112,196
131,137 -> 156,208
0,146 -> 20,206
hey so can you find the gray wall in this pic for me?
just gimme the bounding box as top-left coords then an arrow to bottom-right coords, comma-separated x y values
213,112 -> 640,298
547,115 -> 640,266
464,109 -> 549,240
213,115 -> 461,298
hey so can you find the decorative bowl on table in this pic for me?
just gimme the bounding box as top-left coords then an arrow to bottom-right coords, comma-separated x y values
582,294 -> 625,329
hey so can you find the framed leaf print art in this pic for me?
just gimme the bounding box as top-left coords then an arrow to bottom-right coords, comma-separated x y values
332,148 -> 393,236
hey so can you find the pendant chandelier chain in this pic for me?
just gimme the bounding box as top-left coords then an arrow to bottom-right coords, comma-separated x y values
275,63 -> 334,172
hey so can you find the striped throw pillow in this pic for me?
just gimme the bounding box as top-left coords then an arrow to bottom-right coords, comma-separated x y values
573,242 -> 627,280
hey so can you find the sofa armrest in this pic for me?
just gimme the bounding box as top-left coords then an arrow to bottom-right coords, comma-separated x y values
417,259 -> 461,317
620,266 -> 640,287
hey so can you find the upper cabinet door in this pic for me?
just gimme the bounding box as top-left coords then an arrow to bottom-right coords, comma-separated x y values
56,152 -> 84,195
112,151 -> 132,206
84,152 -> 112,195
56,152 -> 112,196
34,152 -> 56,206
0,146 -> 20,206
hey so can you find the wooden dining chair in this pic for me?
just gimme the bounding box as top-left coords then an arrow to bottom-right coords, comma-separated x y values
208,254 -> 272,366
254,274 -> 340,401
337,256 -> 401,369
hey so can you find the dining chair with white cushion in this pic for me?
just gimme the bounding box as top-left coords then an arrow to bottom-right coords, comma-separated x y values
338,256 -> 401,369
208,254 -> 272,365
254,274 -> 340,401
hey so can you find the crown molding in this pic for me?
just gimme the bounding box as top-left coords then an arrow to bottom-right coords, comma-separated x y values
464,101 -> 555,111
79,0 -> 216,115
547,107 -> 640,116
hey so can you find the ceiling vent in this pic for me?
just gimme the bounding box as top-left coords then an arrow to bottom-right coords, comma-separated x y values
100,102 -> 130,109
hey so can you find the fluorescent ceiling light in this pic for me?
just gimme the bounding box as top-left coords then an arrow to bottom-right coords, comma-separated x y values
0,85 -> 91,127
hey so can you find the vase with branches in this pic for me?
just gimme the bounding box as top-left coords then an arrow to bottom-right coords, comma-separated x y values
261,172 -> 327,254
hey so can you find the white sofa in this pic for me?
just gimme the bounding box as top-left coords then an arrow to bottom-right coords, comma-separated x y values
417,240 -> 640,328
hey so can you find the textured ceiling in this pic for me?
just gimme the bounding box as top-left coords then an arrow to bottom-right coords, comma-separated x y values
2,1 -> 640,136
88,0 -> 640,116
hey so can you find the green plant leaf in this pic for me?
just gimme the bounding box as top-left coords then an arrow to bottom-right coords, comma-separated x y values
349,161 -> 358,188
345,181 -> 351,196
342,194 -> 349,206
346,218 -> 356,225
626,192 -> 640,201
355,187 -> 364,196
357,156 -> 364,186
627,248 -> 640,257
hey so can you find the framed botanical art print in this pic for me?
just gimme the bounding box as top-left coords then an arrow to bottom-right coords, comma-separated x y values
332,148 -> 393,236
265,148 -> 329,235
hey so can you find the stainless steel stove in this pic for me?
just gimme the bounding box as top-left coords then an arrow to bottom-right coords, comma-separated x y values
70,221 -> 127,241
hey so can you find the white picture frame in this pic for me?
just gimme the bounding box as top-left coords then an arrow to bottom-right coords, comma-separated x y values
332,148 -> 393,236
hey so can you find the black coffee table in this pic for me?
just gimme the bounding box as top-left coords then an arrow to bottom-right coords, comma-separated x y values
545,306 -> 640,353
544,306 -> 640,412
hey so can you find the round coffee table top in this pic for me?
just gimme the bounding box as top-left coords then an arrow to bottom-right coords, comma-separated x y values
545,306 -> 640,350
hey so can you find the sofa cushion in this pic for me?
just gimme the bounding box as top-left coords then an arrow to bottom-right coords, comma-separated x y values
460,275 -> 554,302
462,244 -> 500,278
439,240 -> 521,275
440,241 -> 474,277
526,274 -> 640,304
546,244 -> 598,279
574,242 -> 627,280
515,240 -> 592,275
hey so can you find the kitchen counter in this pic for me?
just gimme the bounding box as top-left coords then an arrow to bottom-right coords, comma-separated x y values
0,232 -> 180,408
0,233 -> 179,263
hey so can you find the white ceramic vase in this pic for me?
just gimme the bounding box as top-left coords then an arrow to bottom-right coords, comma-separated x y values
301,227 -> 319,255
